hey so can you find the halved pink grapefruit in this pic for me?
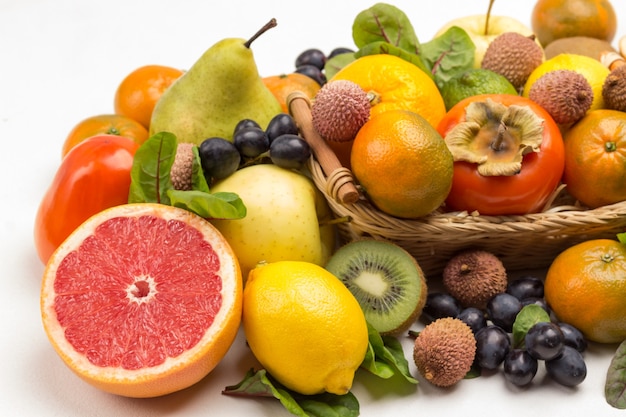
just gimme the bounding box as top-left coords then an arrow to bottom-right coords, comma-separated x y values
40,203 -> 242,398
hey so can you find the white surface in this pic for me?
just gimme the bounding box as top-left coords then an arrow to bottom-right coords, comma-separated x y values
2,0 -> 626,416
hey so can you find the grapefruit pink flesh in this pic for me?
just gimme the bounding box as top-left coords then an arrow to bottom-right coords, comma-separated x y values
40,203 -> 242,398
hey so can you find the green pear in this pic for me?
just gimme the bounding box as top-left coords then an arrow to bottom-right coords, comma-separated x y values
210,164 -> 336,281
149,19 -> 283,145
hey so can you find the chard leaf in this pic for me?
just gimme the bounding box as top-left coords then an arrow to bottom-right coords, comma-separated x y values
352,3 -> 419,53
360,322 -> 418,384
128,131 -> 246,220
167,190 -> 246,220
324,52 -> 356,81
420,25 -> 476,89
128,132 -> 176,205
190,145 -> 210,193
223,368 -> 360,417
512,304 -> 551,348
354,42 -> 431,78
606,340 -> 626,409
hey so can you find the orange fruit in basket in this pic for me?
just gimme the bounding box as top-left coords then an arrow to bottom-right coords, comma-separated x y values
262,72 -> 321,113
562,109 -> 626,209
114,64 -> 184,129
61,114 -> 148,158
545,236 -> 626,343
531,0 -> 617,47
351,109 -> 453,219
40,203 -> 242,398
330,54 -> 446,128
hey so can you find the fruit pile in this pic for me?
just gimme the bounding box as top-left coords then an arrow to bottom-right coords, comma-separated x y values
32,0 -> 626,415
421,250 -> 588,388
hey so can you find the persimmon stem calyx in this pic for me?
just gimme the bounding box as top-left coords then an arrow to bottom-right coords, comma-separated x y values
444,98 -> 544,177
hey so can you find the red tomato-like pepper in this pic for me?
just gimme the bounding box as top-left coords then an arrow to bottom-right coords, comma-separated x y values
34,134 -> 138,264
437,94 -> 565,216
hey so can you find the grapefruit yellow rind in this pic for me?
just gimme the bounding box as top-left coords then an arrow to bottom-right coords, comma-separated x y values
40,203 -> 242,398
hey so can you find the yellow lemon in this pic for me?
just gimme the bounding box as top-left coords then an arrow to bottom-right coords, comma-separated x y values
523,53 -> 610,111
242,261 -> 369,395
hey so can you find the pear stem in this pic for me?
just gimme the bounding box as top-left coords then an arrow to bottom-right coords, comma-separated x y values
484,0 -> 495,35
244,18 -> 277,49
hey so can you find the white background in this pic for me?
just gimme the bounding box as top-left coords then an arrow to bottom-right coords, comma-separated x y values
2,0 -> 626,416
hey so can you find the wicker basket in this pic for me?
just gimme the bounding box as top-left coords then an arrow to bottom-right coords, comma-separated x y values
308,158 -> 626,279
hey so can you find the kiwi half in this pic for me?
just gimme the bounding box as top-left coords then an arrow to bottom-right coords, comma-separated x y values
325,239 -> 428,335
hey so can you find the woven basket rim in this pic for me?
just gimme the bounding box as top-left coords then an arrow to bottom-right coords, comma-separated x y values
307,156 -> 626,232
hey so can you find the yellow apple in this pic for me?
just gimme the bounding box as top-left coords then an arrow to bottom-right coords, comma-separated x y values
210,164 -> 336,280
434,15 -> 537,68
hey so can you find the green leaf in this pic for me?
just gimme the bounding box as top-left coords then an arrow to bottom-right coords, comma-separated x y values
128,132 -> 176,205
354,42 -> 432,78
512,304 -> 551,348
223,369 -> 360,417
190,145 -> 210,193
167,190 -> 246,220
617,232 -> 626,245
420,26 -> 476,89
324,52 -> 356,81
352,3 -> 419,53
606,340 -> 626,409
360,322 -> 418,384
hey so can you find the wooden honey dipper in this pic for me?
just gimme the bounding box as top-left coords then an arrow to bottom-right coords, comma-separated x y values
287,91 -> 360,205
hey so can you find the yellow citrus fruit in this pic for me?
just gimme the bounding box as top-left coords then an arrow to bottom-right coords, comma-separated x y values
522,53 -> 610,111
350,109 -> 454,219
40,203 -> 242,398
242,261 -> 369,395
545,237 -> 626,344
531,0 -> 617,47
330,54 -> 446,128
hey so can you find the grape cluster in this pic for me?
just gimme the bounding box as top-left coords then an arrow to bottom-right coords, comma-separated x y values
422,275 -> 588,388
294,47 -> 355,86
198,113 -> 311,183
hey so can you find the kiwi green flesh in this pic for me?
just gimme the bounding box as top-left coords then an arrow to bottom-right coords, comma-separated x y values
325,239 -> 427,335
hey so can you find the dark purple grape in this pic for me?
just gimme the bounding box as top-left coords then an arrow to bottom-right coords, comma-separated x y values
545,346 -> 587,387
521,297 -> 551,315
266,113 -> 299,143
295,48 -> 327,70
486,293 -> 522,332
234,118 -> 261,134
295,64 -> 327,86
507,276 -> 544,300
198,137 -> 241,180
557,322 -> 588,353
328,47 -> 355,59
503,349 -> 538,386
457,307 -> 487,334
475,325 -> 511,370
525,321 -> 565,361
422,292 -> 462,323
233,127 -> 269,158
269,134 -> 311,170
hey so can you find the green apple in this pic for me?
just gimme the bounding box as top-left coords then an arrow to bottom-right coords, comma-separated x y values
434,15 -> 537,68
210,164 -> 336,280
